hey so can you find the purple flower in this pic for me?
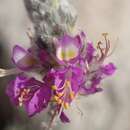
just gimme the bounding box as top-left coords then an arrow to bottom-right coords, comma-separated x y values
56,34 -> 81,62
79,62 -> 116,95
12,45 -> 37,71
79,75 -> 103,95
44,66 -> 84,110
5,31 -> 116,126
101,63 -> 116,76
6,75 -> 51,116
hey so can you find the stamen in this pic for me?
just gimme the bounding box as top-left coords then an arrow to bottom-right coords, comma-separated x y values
53,96 -> 59,101
66,80 -> 71,87
19,102 -> 23,107
107,38 -> 118,57
97,33 -> 111,61
57,92 -> 64,97
69,92 -> 75,100
55,84 -> 65,91
55,80 -> 70,91
85,61 -> 90,72
57,99 -> 62,104
51,85 -> 57,90
18,88 -> 30,107
52,80 -> 75,109
63,102 -> 69,109
75,101 -> 84,117
97,41 -> 104,60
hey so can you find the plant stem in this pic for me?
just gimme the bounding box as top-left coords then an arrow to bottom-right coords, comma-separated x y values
46,109 -> 57,130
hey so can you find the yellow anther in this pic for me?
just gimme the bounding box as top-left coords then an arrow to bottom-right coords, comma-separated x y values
57,92 -> 64,97
57,99 -> 62,104
53,96 -> 59,101
51,85 -> 57,90
65,80 -> 71,88
69,92 -> 75,100
63,102 -> 70,109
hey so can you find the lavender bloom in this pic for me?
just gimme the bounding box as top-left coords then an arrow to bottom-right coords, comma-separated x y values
101,63 -> 116,76
56,34 -> 81,64
6,75 -> 51,116
0,0 -> 117,129
0,31 -> 116,129
47,66 -> 84,107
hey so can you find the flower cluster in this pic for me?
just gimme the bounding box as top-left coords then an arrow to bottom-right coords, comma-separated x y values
3,32 -> 116,128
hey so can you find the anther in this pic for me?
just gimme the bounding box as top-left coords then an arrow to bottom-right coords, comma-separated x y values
57,92 -> 64,97
57,99 -> 62,104
65,80 -> 71,88
53,96 -> 59,101
51,85 -> 57,90
63,102 -> 69,109
69,92 -> 75,100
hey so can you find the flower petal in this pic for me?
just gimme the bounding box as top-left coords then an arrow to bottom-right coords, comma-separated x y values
6,75 -> 28,105
12,45 -> 37,70
25,85 -> 51,117
86,42 -> 95,63
79,86 -> 103,95
25,89 -> 40,116
6,74 -> 51,117
56,35 -> 81,61
101,63 -> 116,76
60,111 -> 70,123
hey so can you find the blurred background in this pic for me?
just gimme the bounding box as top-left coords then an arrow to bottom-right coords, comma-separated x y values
0,0 -> 130,130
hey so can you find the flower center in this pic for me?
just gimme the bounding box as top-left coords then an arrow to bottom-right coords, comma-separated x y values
56,44 -> 78,61
18,88 -> 30,106
51,80 -> 75,109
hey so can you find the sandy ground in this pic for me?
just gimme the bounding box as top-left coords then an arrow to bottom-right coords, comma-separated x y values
0,0 -> 130,130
